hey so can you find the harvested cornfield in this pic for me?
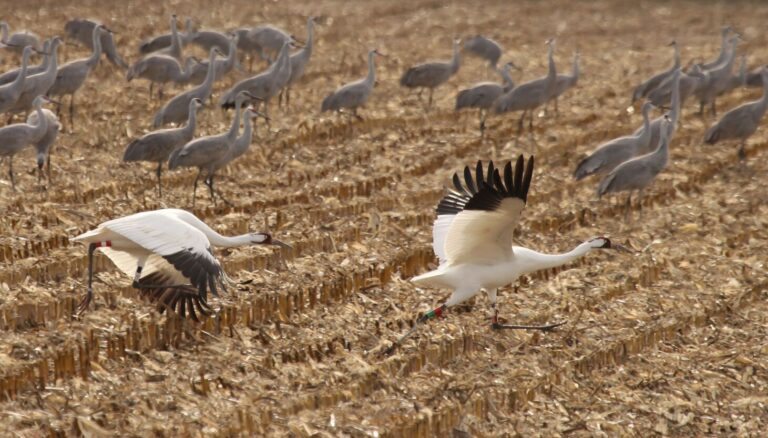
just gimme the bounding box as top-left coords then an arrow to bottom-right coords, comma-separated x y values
1,0 -> 767,436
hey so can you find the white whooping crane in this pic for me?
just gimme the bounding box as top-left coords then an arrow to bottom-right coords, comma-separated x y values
387,155 -> 628,353
72,208 -> 290,320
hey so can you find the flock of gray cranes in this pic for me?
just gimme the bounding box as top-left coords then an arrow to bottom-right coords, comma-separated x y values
0,17 -> 765,219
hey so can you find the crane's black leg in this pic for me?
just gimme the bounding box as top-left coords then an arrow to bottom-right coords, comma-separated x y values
554,97 -> 559,116
149,82 -> 154,100
479,110 -> 486,136
192,169 -> 202,208
69,94 -> 76,126
286,87 -> 291,107
205,175 -> 216,205
490,292 -> 566,331
738,142 -> 747,161
383,304 -> 447,356
8,157 -> 15,191
427,89 -> 433,111
46,153 -> 52,184
516,112 -> 525,136
77,243 -> 99,314
156,161 -> 163,197
353,108 -> 363,122
624,192 -> 632,222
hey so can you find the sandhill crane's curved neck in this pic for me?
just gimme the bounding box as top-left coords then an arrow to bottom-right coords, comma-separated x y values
179,58 -> 195,82
170,17 -> 181,58
649,124 -> 670,172
182,103 -> 198,137
545,43 -> 556,89
47,40 -> 61,75
227,98 -> 244,141
672,43 -> 680,68
233,112 -> 254,157
572,54 -> 580,80
303,19 -> 314,56
0,23 -> 8,43
366,51 -> 377,85
10,49 -> 31,90
31,101 -> 48,138
669,69 -> 681,126
499,64 -> 515,89
450,40 -> 460,74
513,241 -> 598,275
200,50 -> 218,92
86,27 -> 103,68
637,104 -> 652,143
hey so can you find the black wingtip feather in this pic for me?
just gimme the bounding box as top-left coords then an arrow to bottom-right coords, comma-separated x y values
464,166 -> 476,194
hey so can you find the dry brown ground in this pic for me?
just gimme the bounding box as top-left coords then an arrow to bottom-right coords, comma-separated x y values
1,0 -> 767,436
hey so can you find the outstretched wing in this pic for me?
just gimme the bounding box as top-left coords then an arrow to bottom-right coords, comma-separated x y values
431,155 -> 534,266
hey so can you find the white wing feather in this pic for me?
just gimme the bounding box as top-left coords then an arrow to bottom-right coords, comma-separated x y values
432,214 -> 456,265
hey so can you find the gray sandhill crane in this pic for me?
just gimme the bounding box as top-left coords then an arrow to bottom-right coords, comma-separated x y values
647,64 -> 705,108
0,39 -> 49,86
124,98 -> 202,196
631,41 -> 679,104
152,15 -> 184,60
321,49 -> 383,120
244,24 -> 291,65
455,61 -> 517,134
719,54 -> 746,96
0,46 -> 34,115
694,36 -> 739,115
747,65 -> 765,88
9,37 -> 61,118
153,48 -> 220,128
219,41 -> 292,114
400,38 -> 461,110
0,95 -> 50,190
548,50 -> 580,114
72,208 -> 289,320
704,68 -> 768,160
186,36 -> 239,85
635,68 -> 681,154
48,24 -> 110,125
385,155 -> 627,354
64,18 -> 128,69
701,26 -> 732,70
188,28 -> 232,54
26,107 -> 60,184
493,39 -> 557,133
598,115 -> 671,221
463,35 -> 502,68
127,54 -> 197,99
139,17 -> 194,55
280,17 -> 315,107
169,91 -> 252,206
0,21 -> 40,53
574,101 -> 655,180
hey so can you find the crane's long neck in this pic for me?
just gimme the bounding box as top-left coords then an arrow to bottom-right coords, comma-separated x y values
672,43 -> 680,68
571,54 -> 580,81
545,43 -> 556,89
669,69 -> 681,126
366,52 -> 376,86
227,99 -> 243,141
499,64 -> 515,90
181,103 -> 198,138
0,24 -> 7,43
450,40 -> 460,74
31,102 -> 48,137
48,41 -> 60,74
234,114 -> 254,156
86,27 -> 102,68
11,49 -> 30,89
183,18 -> 194,44
225,39 -> 238,69
649,125 -> 670,172
170,18 -> 181,58
513,241 -> 597,275
200,50 -> 217,93
637,104 -> 652,144
303,20 -> 314,58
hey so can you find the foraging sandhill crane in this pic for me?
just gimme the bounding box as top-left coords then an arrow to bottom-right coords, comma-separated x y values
169,91 -> 252,206
548,50 -> 580,114
694,35 -> 739,115
598,115 -> 672,221
219,41 -> 292,114
704,68 -> 768,161
493,39 -> 557,133
647,64 -> 705,108
64,18 -> 128,69
0,95 -> 50,190
574,101 -> 655,180
0,21 -> 40,52
244,24 -> 292,65
9,37 -> 61,118
72,208 -> 290,320
26,107 -> 60,184
126,54 -> 196,99
631,41 -> 679,104
385,155 -> 626,354
701,26 -> 732,70
400,38 -> 461,110
281,17 -> 316,107
635,68 -> 681,154
463,35 -> 502,68
0,39 -> 49,86
153,48 -> 219,127
48,24 -> 110,125
124,98 -> 203,196
321,49 -> 383,120
455,61 -> 517,134
186,36 -> 239,85
139,17 -> 194,55
0,46 -> 34,114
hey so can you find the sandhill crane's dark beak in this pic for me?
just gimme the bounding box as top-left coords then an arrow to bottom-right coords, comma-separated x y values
289,35 -> 305,47
271,239 -> 292,250
373,50 -> 387,57
42,96 -> 61,105
611,243 -> 634,253
250,110 -> 270,121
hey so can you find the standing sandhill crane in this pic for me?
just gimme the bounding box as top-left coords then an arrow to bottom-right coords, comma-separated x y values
635,68 -> 681,154
493,39 -> 557,133
169,92 -> 252,206
631,41 -> 679,105
385,155 -> 626,354
124,98 -> 203,196
647,64 -> 705,108
0,21 -> 40,53
186,36 -> 239,85
548,50 -> 580,114
26,107 -> 60,185
704,68 -> 768,161
400,38 -> 461,110
153,48 -> 219,128
455,61 -> 517,134
9,37 -> 61,118
0,46 -> 34,115
321,49 -> 384,120
139,17 -> 194,55
48,24 -> 110,125
126,54 -> 196,99
280,17 -> 315,107
701,26 -> 732,70
244,24 -> 291,65
462,35 -> 502,68
719,54 -> 747,96
64,18 -> 128,69
0,95 -> 50,190
0,39 -> 49,86
72,208 -> 290,320
598,115 -> 672,221
219,41 -> 292,114
574,101 -> 655,180
694,35 -> 739,115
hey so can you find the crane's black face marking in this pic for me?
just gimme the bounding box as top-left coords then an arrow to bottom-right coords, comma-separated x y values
436,155 -> 534,215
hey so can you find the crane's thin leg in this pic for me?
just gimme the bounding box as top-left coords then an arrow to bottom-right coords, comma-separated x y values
488,288 -> 566,331
77,243 -> 98,314
427,89 -> 433,111
353,108 -> 363,122
383,304 -> 447,356
637,189 -> 645,219
528,110 -> 534,129
738,142 -> 747,161
158,85 -> 164,100
278,89 -> 284,108
8,157 -> 15,192
479,109 -> 486,137
192,169 -> 202,208
286,87 -> 291,107
149,82 -> 154,100
516,112 -> 525,136
156,161 -> 163,198
554,97 -> 559,116
46,154 -> 52,184
205,175 -> 216,205
69,94 -> 76,126
623,192 -> 632,223
710,100 -> 716,117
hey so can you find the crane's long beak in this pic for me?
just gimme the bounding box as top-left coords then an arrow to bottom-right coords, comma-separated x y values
250,110 -> 270,121
611,243 -> 634,253
271,239 -> 292,250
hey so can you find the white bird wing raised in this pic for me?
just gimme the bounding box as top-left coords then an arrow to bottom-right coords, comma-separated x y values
432,156 -> 534,266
